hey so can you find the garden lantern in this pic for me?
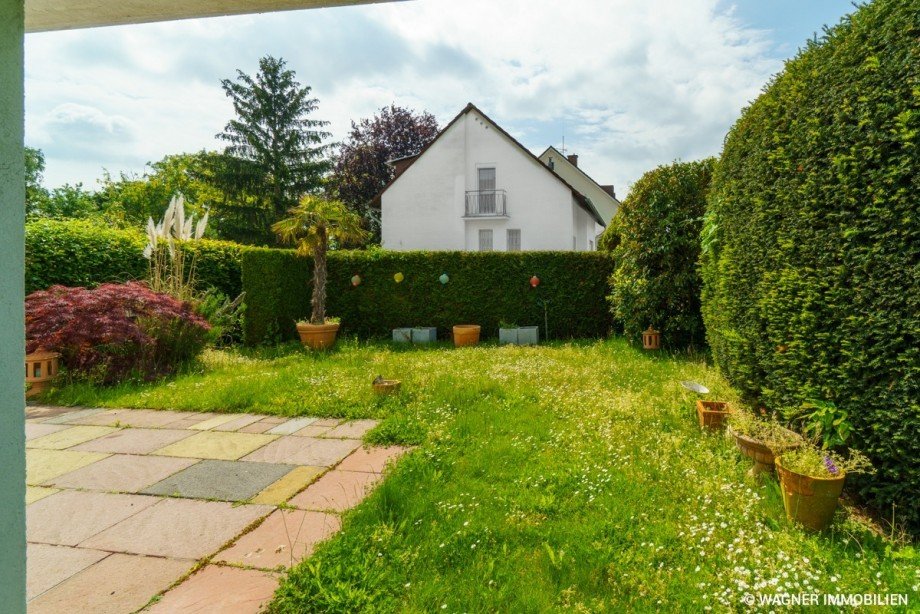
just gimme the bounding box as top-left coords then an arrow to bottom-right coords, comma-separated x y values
394,272 -> 404,283
25,350 -> 60,398
530,275 -> 540,288
439,273 -> 449,285
351,275 -> 361,287
642,326 -> 661,350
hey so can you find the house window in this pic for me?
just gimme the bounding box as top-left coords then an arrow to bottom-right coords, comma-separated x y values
507,229 -> 521,252
548,157 -> 555,170
478,167 -> 496,214
479,229 -> 493,252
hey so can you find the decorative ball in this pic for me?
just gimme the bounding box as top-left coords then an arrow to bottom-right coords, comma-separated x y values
351,275 -> 361,287
530,275 -> 540,288
394,272 -> 404,283
439,273 -> 449,285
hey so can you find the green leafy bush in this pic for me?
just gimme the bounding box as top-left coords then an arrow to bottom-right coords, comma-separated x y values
701,0 -> 920,530
25,218 -> 246,298
606,159 -> 714,349
242,249 -> 614,344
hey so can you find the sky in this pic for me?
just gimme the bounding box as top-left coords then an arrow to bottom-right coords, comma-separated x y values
24,0 -> 856,197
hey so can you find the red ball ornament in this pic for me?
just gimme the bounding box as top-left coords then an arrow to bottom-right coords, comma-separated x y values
351,275 -> 361,287
530,275 -> 540,288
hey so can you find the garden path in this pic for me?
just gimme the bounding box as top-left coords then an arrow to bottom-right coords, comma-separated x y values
24,405 -> 407,613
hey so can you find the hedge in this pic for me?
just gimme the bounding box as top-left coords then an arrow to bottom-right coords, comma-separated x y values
25,218 -> 246,298
242,249 -> 615,345
701,0 -> 920,530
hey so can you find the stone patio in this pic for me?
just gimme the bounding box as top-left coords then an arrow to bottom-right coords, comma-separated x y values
24,406 -> 408,613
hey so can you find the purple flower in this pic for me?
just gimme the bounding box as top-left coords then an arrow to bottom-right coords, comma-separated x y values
824,455 -> 840,476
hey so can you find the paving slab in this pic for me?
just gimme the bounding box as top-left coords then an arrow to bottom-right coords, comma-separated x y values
237,419 -> 278,434
266,417 -> 317,435
211,414 -> 264,432
143,460 -> 294,502
48,454 -> 198,493
322,419 -> 379,439
28,490 -> 160,546
27,449 -> 109,485
71,408 -> 192,428
242,436 -> 361,466
292,424 -> 333,437
25,422 -> 70,441
251,466 -> 324,505
311,418 -> 342,428
337,446 -> 408,474
148,565 -> 278,614
190,414 -> 243,431
289,469 -> 383,513
161,415 -> 216,430
81,498 -> 272,559
26,486 -> 59,505
71,427 -> 195,455
152,431 -> 277,461
26,405 -> 81,421
40,408 -> 105,424
28,552 -> 191,614
216,509 -> 340,570
27,425 -> 117,450
27,543 -> 109,600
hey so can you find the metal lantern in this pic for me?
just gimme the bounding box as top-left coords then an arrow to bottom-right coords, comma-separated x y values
642,326 -> 661,350
394,272 -> 404,283
439,273 -> 449,285
26,350 -> 61,397
351,275 -> 361,287
530,275 -> 540,288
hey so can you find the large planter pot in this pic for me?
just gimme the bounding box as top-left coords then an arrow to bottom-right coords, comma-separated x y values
25,350 -> 60,398
373,379 -> 401,396
296,322 -> 340,350
392,328 -> 412,343
452,325 -> 481,347
775,456 -> 845,531
696,400 -> 731,430
498,328 -> 518,345
731,429 -> 800,476
411,328 -> 437,343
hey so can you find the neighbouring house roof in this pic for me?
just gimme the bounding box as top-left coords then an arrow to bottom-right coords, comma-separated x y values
376,103 -> 606,227
539,145 -> 621,207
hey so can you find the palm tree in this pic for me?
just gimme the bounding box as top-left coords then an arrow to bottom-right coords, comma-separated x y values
272,195 -> 368,325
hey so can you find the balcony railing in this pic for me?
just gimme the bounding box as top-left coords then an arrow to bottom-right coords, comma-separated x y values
465,190 -> 507,217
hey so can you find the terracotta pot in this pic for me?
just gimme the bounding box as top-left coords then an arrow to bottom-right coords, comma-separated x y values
696,400 -> 731,430
731,429 -> 800,476
452,325 -> 481,347
25,350 -> 61,398
372,380 -> 401,396
775,456 -> 845,531
296,322 -> 340,350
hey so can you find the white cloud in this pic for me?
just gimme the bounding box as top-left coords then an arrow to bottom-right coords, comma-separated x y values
24,0 -> 782,195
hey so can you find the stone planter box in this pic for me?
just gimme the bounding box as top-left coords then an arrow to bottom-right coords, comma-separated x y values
392,328 -> 412,343
499,326 -> 539,346
411,327 -> 437,343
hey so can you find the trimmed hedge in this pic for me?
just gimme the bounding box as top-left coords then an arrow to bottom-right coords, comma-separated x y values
25,219 -> 246,298
242,249 -> 615,344
701,0 -> 920,530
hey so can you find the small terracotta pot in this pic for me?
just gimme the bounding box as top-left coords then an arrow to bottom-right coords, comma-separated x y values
731,429 -> 800,476
775,456 -> 845,531
25,350 -> 61,398
296,322 -> 340,350
696,400 -> 731,430
373,380 -> 401,396
452,325 -> 481,347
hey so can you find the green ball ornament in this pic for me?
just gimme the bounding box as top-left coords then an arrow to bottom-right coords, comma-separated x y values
439,273 -> 449,285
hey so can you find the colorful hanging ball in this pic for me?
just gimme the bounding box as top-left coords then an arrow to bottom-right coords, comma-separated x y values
351,275 -> 361,287
530,275 -> 541,288
439,273 -> 449,285
394,272 -> 404,283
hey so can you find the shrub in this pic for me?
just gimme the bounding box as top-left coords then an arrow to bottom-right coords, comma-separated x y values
701,0 -> 920,530
25,218 -> 246,298
607,159 -> 714,349
242,249 -> 614,345
25,282 -> 210,383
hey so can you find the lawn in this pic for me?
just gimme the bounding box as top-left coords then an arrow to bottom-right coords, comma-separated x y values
46,339 -> 917,611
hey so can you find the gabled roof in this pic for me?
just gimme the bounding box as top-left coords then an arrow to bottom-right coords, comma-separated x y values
377,103 -> 606,227
539,145 -> 621,207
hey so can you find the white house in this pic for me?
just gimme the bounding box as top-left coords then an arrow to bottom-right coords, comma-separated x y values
379,103 -> 616,252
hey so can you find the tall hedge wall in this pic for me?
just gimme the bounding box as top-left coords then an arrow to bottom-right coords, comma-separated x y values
25,219 -> 246,298
701,0 -> 920,529
242,249 -> 615,344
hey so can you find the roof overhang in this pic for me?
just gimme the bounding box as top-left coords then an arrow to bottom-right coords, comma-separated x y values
25,0 -> 404,33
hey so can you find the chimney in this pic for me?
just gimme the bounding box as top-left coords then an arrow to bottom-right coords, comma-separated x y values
600,185 -> 616,199
567,154 -> 578,167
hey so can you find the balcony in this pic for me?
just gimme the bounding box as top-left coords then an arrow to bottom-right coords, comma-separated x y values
464,190 -> 508,217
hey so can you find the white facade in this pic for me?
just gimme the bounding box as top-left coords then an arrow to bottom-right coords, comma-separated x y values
381,105 -> 605,252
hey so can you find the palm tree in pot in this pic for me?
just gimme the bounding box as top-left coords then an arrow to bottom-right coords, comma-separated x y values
272,194 -> 367,349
